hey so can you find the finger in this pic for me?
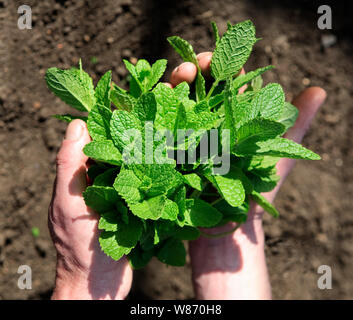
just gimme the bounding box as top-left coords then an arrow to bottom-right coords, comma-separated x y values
196,52 -> 212,76
162,82 -> 173,89
264,87 -> 326,202
55,120 -> 91,205
170,62 -> 197,87
238,68 -> 246,93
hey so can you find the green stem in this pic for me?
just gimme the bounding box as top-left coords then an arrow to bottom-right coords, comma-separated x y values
210,197 -> 223,206
206,80 -> 219,100
199,224 -> 242,239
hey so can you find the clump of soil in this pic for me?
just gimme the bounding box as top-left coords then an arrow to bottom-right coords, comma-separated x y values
0,0 -> 352,299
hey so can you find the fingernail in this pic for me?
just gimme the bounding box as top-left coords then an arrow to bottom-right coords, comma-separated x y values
65,121 -> 83,141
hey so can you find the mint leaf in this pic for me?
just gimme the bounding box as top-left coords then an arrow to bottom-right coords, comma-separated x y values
83,186 -> 120,213
211,20 -> 257,81
251,191 -> 279,218
234,137 -> 321,160
99,231 -> 132,261
93,168 -> 119,187
236,118 -> 285,144
129,195 -> 166,220
206,167 -> 246,207
113,167 -> 143,204
132,92 -> 157,122
110,84 -> 136,111
128,246 -> 154,269
83,140 -> 122,166
185,198 -> 223,227
211,21 -> 220,45
147,59 -> 168,90
277,102 -> 299,130
252,83 -> 285,120
183,173 -> 203,191
233,66 -> 274,91
174,226 -> 200,240
110,110 -> 141,152
87,104 -> 112,141
95,70 -> 112,109
161,199 -> 179,221
53,114 -> 88,123
98,211 -> 119,232
157,238 -> 186,266
45,67 -> 96,112
167,36 -> 205,102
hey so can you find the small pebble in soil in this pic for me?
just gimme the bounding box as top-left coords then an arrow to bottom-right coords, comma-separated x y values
321,34 -> 337,49
302,78 -> 311,86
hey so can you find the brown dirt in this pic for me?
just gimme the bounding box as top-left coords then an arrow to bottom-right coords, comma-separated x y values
0,0 -> 352,300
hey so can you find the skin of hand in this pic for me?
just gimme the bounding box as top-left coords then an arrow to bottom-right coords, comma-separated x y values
49,121 -> 132,300
168,52 -> 327,299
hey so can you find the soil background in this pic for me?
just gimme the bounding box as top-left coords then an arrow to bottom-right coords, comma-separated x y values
0,0 -> 352,300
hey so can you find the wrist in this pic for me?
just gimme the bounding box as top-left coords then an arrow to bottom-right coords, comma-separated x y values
52,257 -> 130,300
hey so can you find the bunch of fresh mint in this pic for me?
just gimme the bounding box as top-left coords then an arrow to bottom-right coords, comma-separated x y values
45,21 -> 320,268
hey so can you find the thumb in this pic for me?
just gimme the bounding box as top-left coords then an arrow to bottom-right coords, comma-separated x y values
55,120 -> 91,205
263,87 -> 326,203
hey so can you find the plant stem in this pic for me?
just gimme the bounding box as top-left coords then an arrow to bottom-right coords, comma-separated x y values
206,80 -> 219,100
199,224 -> 242,239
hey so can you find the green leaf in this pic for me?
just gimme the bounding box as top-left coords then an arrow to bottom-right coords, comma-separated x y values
167,36 -> 205,102
234,137 -> 321,160
208,167 -> 246,207
174,82 -> 190,102
185,198 -> 223,227
98,211 -> 119,232
95,70 -> 112,109
113,168 -> 143,204
129,195 -> 166,220
53,114 -> 88,123
223,78 -> 236,147
157,238 -> 186,267
110,84 -> 136,111
45,67 -> 96,112
195,72 -> 206,102
153,83 -> 180,131
161,199 -> 179,221
87,104 -> 112,141
236,118 -> 285,144
214,199 -> 249,223
233,66 -> 274,91
83,186 -> 120,213
183,173 -> 203,191
167,36 -> 198,64
93,168 -> 119,187
211,21 -> 220,45
132,92 -> 157,122
247,170 -> 280,193
128,246 -> 154,269
99,231 -> 132,261
211,20 -> 257,81
130,164 -> 183,198
110,110 -> 141,153
83,140 -> 122,166
147,59 -> 168,90
174,226 -> 200,240
252,83 -> 285,120
277,102 -> 299,130
251,191 -> 279,218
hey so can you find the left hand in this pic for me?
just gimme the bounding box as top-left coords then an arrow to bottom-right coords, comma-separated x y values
49,120 -> 132,300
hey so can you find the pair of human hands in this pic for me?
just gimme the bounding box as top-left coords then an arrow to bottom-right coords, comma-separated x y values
49,52 -> 326,300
